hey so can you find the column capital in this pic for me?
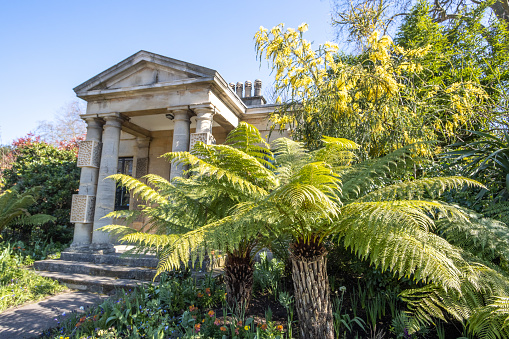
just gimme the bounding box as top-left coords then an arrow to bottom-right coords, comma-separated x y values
103,114 -> 126,129
167,106 -> 192,121
83,117 -> 104,129
191,103 -> 218,115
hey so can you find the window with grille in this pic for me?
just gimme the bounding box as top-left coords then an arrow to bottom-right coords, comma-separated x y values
114,157 -> 133,211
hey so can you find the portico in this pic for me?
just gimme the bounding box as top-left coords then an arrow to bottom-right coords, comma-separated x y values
68,50 -> 281,253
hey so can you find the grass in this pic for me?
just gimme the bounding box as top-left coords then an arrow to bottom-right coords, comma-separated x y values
0,242 -> 67,312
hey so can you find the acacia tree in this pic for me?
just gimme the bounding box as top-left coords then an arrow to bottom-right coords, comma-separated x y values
254,24 -> 492,155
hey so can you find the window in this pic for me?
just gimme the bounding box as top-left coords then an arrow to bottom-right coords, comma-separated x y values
114,157 -> 133,211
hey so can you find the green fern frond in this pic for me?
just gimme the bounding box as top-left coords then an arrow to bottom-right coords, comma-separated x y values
358,177 -> 485,202
163,149 -> 274,195
15,214 -> 56,226
485,202 -> 509,225
313,136 -> 359,168
0,189 -> 53,230
341,143 -> 429,201
469,297 -> 509,339
436,206 -> 509,263
107,174 -> 167,205
272,137 -> 310,167
322,136 -> 360,150
333,200 -> 482,290
225,121 -> 275,170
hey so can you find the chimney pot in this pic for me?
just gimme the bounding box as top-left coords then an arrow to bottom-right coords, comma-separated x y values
236,82 -> 244,98
244,81 -> 252,97
254,79 -> 262,96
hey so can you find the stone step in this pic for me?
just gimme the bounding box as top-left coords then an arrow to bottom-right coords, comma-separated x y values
60,251 -> 159,268
33,260 -> 158,281
35,271 -> 153,294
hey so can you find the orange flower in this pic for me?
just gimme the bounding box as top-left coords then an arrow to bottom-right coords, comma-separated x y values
194,323 -> 201,332
208,310 -> 215,317
220,326 -> 228,331
189,305 -> 198,312
277,325 -> 283,331
79,317 -> 86,322
197,292 -> 204,298
205,288 -> 211,296
261,323 -> 268,330
214,318 -> 221,326
237,320 -> 243,326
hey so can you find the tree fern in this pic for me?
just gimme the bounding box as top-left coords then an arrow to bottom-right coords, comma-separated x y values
0,188 -> 56,232
100,125 -> 509,338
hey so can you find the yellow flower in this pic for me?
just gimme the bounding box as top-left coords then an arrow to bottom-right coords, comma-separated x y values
244,325 -> 250,330
297,23 -> 308,33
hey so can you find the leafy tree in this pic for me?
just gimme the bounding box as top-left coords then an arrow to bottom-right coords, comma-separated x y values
35,100 -> 86,145
443,130 -> 509,225
1,136 -> 80,243
395,0 -> 509,128
332,0 -> 509,43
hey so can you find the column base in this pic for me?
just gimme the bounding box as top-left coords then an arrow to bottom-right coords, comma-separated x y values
67,242 -> 92,253
90,243 -> 116,254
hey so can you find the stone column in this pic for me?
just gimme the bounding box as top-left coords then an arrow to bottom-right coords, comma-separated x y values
69,117 -> 104,251
169,109 -> 191,180
190,105 -> 216,150
134,137 -> 150,179
131,137 -> 150,215
90,114 -> 124,253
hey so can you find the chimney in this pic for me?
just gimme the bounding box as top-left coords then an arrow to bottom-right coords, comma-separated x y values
229,83 -> 235,92
236,82 -> 243,98
244,81 -> 252,97
254,79 -> 262,96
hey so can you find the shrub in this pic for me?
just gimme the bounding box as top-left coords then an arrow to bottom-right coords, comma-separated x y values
1,135 -> 80,243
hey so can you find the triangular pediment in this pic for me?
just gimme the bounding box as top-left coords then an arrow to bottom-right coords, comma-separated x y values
74,51 -> 217,94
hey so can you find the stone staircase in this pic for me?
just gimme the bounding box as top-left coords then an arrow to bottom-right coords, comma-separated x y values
33,247 -> 160,294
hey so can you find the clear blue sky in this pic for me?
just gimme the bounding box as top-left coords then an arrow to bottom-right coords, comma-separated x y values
0,0 -> 334,145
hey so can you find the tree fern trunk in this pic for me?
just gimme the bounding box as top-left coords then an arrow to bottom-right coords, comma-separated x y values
224,252 -> 253,314
291,241 -> 334,339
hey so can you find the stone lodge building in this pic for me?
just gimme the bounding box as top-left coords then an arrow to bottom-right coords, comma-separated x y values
69,50 -> 281,253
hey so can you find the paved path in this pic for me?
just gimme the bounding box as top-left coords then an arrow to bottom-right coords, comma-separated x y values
0,291 -> 107,339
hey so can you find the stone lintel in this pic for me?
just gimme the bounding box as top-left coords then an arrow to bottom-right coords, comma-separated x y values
122,120 -> 151,138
